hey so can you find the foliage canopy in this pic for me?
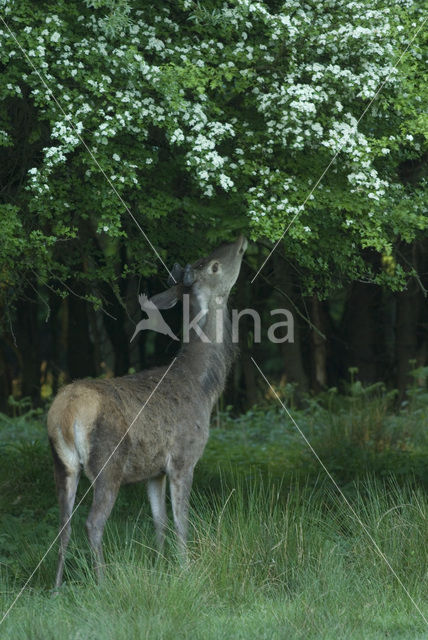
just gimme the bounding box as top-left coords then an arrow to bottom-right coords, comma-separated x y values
0,0 -> 426,307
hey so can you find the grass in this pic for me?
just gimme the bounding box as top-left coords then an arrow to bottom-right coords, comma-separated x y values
0,393 -> 427,638
0,478 -> 427,639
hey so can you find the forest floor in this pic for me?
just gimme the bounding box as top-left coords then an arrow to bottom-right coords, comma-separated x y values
0,390 -> 427,639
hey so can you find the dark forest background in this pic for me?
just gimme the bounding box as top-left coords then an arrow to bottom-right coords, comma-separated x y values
1,237 -> 427,413
0,0 -> 427,412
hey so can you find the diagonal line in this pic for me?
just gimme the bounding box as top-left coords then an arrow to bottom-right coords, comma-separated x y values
0,16 -> 176,284
251,15 -> 428,283
251,356 -> 428,626
0,358 -> 177,626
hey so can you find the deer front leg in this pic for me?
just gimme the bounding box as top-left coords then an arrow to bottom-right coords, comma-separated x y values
169,467 -> 194,560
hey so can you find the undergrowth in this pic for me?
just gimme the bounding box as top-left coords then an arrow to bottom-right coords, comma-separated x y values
0,386 -> 427,638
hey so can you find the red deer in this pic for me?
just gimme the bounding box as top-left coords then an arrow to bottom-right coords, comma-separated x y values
47,236 -> 247,586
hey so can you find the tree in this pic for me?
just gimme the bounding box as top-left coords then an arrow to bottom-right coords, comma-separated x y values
1,0 -> 426,296
0,0 -> 426,403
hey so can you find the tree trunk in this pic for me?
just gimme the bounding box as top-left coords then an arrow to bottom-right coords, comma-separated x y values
0,344 -> 11,411
395,281 -> 420,397
341,282 -> 379,384
67,291 -> 96,380
102,296 -> 130,376
235,261 -> 259,409
13,285 -> 40,403
311,296 -> 327,391
273,254 -> 309,396
46,293 -> 67,392
394,241 -> 427,398
87,304 -> 103,377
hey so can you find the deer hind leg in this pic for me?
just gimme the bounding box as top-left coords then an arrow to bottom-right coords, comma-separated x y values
147,474 -> 167,550
169,466 -> 194,560
49,439 -> 80,589
85,471 -> 121,583
85,416 -> 129,581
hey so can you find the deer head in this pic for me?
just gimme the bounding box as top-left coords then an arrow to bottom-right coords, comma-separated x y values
152,236 -> 247,318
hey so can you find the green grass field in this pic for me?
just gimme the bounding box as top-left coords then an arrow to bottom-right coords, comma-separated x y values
0,393 -> 427,639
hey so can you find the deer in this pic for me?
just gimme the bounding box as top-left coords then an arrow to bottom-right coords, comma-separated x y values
47,235 -> 247,587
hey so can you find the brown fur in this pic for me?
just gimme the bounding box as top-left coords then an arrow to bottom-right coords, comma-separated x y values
48,384 -> 101,452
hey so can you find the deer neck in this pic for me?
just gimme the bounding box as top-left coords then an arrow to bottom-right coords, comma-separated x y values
178,296 -> 236,403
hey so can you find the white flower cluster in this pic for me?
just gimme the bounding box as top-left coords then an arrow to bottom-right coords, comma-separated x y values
347,168 -> 387,201
3,0 -> 419,238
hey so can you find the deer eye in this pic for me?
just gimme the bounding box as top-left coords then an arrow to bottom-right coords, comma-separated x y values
212,262 -> 219,273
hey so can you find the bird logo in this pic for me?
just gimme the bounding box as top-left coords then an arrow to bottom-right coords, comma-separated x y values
130,293 -> 179,342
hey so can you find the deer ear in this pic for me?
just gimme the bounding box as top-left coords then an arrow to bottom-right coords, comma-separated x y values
150,284 -> 183,309
183,264 -> 195,287
167,263 -> 184,287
